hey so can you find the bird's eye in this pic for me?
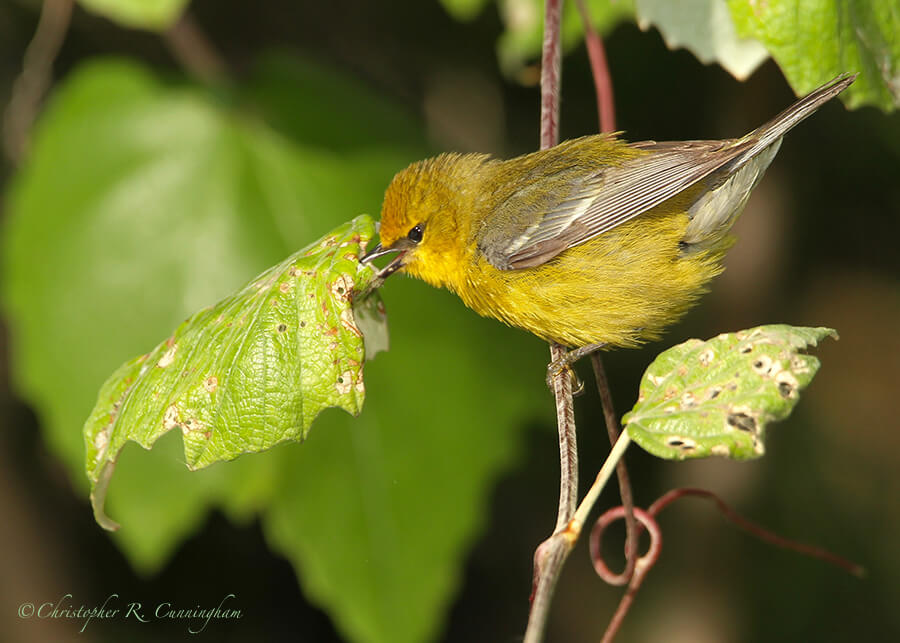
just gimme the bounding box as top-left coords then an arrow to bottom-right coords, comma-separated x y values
407,224 -> 424,243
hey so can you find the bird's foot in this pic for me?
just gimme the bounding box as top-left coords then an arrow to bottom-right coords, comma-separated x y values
545,342 -> 607,394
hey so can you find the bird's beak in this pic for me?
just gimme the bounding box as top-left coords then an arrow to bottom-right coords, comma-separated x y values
361,241 -> 410,279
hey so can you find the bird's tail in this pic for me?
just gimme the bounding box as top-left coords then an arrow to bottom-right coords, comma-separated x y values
681,74 -> 856,250
731,73 -> 857,171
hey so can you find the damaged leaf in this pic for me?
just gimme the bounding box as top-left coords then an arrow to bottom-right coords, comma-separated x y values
623,325 -> 836,460
83,215 -> 386,529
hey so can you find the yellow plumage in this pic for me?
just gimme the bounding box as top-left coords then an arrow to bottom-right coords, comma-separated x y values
365,75 -> 854,349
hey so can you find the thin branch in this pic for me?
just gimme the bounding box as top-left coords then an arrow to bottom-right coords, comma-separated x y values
590,505 -> 662,643
587,484 -> 865,641
573,0 -> 615,133
590,354 -> 637,584
525,2 -> 573,642
3,0 -> 74,165
649,488 -> 866,578
526,2 -> 637,640
570,431 -> 631,530
573,0 -> 637,592
163,11 -> 229,85
527,432 -> 633,642
539,0 -> 563,151
549,343 -> 578,531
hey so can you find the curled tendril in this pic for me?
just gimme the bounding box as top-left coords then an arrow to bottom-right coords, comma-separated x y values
649,488 -> 866,577
590,506 -> 661,586
591,487 -> 864,583
590,486 -> 865,643
590,506 -> 662,643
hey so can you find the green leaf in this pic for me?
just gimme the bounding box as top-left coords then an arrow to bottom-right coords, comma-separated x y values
440,0 -> 491,21
263,277 -> 544,643
85,216 -> 383,529
623,325 -> 836,460
77,0 -> 189,30
2,56 -> 547,643
3,58 -> 303,490
728,0 -> 900,111
635,0 -> 768,80
498,0 -> 634,79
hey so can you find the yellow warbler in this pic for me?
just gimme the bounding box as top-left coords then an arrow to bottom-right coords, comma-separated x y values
363,75 -> 854,350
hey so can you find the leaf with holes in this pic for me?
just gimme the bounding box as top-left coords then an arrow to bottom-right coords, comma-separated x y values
84,215 -> 385,529
623,325 -> 836,460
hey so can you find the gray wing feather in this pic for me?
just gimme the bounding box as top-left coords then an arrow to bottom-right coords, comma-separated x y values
502,139 -> 749,269
487,73 -> 855,270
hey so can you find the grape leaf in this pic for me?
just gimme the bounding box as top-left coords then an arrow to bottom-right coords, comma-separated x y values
2,56 -> 547,643
623,325 -> 836,460
635,0 -> 769,80
84,216 -> 384,530
728,0 -> 900,111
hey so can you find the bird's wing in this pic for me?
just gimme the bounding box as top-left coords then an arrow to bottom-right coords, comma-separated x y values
483,138 -> 751,270
480,73 -> 857,270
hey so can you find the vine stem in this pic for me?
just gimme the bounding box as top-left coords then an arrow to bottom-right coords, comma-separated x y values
525,1 -> 639,640
524,1 -> 574,641
648,488 -> 866,577
590,354 -> 637,583
549,341 -> 578,533
573,0 -> 616,133
591,505 -> 662,643
539,0 -> 563,152
541,0 -> 575,535
164,11 -> 229,85
571,431 -> 632,530
573,0 -> 639,585
2,0 -> 74,164
526,430 -> 632,643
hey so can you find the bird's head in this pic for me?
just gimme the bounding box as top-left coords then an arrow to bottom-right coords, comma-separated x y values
362,153 -> 489,289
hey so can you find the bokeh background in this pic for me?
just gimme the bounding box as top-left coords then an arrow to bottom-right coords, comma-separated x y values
1,1 -> 899,642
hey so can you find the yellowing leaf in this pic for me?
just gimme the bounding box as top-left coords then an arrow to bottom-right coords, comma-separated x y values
624,325 -> 836,460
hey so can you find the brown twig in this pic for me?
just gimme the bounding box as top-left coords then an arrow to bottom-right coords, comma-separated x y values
549,342 -> 579,533
526,425 -> 633,640
538,0 -> 563,152
573,0 -> 615,133
590,505 -> 662,643
649,488 -> 865,577
574,0 -> 639,595
525,2 -> 574,642
2,0 -> 74,165
587,485 -> 864,641
590,354 -> 637,585
541,0 -> 573,533
163,11 -> 228,85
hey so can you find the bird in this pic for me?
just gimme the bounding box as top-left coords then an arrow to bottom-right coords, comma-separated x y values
362,74 -> 855,364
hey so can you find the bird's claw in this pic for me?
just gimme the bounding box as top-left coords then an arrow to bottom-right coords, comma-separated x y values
545,360 -> 585,395
545,342 -> 607,394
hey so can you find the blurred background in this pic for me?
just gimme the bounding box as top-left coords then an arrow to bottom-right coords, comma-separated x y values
1,1 -> 899,642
